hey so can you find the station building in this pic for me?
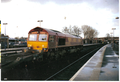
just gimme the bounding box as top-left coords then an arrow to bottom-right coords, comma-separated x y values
83,37 -> 119,44
0,34 -> 9,49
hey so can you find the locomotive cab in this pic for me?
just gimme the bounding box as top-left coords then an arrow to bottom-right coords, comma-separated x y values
27,27 -> 49,53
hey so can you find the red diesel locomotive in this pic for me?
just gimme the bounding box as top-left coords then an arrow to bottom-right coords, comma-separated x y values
26,27 -> 83,60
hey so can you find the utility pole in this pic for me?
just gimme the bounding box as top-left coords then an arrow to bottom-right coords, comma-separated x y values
112,28 -> 116,48
110,32 -> 113,43
3,23 -> 8,50
3,23 -> 8,36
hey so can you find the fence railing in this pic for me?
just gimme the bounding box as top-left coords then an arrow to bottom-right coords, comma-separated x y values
1,47 -> 27,55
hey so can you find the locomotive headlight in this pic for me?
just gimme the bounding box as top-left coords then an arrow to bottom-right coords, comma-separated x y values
29,47 -> 32,49
28,44 -> 32,47
28,44 -> 32,49
42,45 -> 44,48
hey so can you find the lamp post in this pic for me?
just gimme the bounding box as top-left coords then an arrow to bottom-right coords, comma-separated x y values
37,20 -> 43,27
3,23 -> 8,49
110,32 -> 113,43
112,28 -> 116,48
3,23 -> 8,36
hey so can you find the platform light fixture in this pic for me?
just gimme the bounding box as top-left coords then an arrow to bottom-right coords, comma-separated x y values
37,20 -> 43,27
3,23 -> 8,36
3,23 -> 8,50
112,28 -> 116,48
112,28 -> 116,38
115,17 -> 119,19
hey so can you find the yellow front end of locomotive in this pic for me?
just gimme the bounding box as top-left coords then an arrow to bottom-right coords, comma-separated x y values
27,32 -> 49,53
27,41 -> 48,53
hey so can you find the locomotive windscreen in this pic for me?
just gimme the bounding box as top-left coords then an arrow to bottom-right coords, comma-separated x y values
29,34 -> 37,41
39,34 -> 47,41
29,34 -> 47,41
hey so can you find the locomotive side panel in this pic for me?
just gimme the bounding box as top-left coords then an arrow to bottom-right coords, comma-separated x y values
66,37 -> 82,46
69,38 -> 80,46
48,35 -> 56,49
65,37 -> 71,46
57,37 -> 83,48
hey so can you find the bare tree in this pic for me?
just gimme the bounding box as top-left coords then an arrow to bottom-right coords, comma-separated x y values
62,25 -> 81,36
15,37 -> 19,39
62,25 -> 73,34
68,25 -> 73,34
81,25 -> 98,39
89,28 -> 98,39
72,25 -> 81,36
81,25 -> 90,39
93,29 -> 99,38
81,25 -> 89,39
62,26 -> 69,33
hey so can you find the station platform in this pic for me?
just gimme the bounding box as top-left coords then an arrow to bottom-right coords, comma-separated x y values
70,44 -> 119,81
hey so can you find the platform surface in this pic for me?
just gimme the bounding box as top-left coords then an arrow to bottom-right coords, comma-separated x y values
70,44 -> 119,81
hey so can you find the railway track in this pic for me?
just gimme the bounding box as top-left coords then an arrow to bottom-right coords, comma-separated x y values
1,44 -> 105,80
1,47 -> 27,55
45,47 -> 101,80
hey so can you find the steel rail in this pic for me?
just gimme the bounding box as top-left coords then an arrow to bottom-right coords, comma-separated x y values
1,47 -> 27,52
1,47 -> 27,55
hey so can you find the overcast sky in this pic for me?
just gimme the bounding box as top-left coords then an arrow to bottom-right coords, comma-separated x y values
0,0 -> 119,38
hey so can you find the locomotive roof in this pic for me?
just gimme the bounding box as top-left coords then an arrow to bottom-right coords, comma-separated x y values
29,27 -> 82,39
29,27 -> 56,35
